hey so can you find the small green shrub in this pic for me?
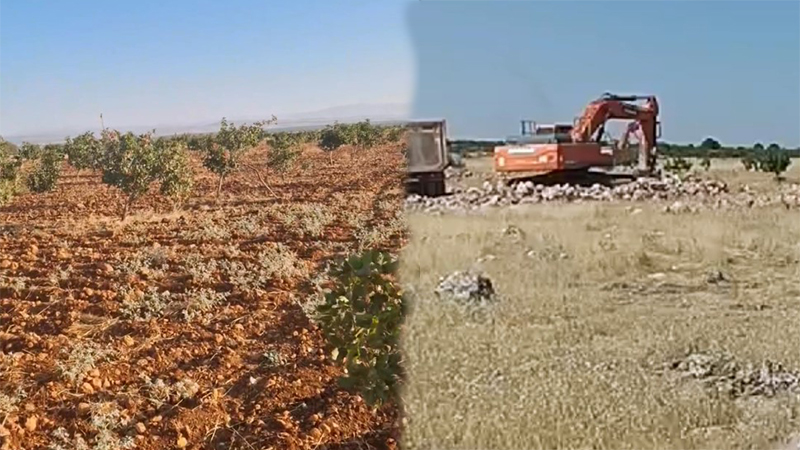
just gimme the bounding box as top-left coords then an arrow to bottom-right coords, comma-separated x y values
154,137 -> 195,208
663,157 -> 693,176
755,148 -> 791,179
315,250 -> 405,408
26,146 -> 63,193
193,117 -> 276,197
0,150 -> 22,206
64,131 -> 105,171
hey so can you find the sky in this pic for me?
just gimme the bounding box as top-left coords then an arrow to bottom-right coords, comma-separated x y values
1,1 -> 798,147
408,0 -> 800,147
0,0 -> 413,139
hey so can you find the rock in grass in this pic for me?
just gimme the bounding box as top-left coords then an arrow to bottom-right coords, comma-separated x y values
435,271 -> 496,303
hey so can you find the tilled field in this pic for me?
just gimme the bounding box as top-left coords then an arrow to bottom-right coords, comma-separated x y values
0,144 -> 406,450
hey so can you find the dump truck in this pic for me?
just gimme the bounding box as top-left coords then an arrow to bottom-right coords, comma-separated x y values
405,119 -> 449,197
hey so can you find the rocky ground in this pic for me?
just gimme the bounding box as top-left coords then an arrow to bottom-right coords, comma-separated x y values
408,167 -> 800,214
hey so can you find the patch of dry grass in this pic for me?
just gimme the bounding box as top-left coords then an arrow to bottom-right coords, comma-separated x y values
400,202 -> 800,450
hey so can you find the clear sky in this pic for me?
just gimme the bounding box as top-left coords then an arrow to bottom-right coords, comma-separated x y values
2,1 -> 798,147
0,0 -> 413,138
408,0 -> 800,147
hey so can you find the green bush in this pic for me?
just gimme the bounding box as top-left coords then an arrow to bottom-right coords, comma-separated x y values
154,137 -> 195,208
100,130 -> 195,218
0,150 -> 21,206
26,146 -> 63,193
266,134 -> 300,175
64,131 -> 105,171
192,117 -> 275,197
741,155 -> 757,171
755,148 -> 792,179
663,157 -> 693,176
18,142 -> 42,160
315,250 -> 405,408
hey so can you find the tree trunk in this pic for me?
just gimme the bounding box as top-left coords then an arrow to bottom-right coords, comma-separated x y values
216,174 -> 225,199
121,197 -> 132,221
246,164 -> 275,196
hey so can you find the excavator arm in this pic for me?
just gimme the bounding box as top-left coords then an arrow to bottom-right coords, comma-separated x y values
570,93 -> 659,173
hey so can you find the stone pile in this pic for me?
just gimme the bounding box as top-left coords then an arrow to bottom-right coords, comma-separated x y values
434,271 -> 496,304
670,352 -> 800,398
406,174 -> 800,214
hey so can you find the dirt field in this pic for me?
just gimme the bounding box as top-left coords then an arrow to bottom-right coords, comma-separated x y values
400,158 -> 800,450
0,144 -> 406,449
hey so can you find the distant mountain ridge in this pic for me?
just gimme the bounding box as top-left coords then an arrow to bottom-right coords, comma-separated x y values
2,102 -> 412,145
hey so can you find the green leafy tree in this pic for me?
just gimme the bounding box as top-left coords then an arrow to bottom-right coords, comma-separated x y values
315,250 -> 405,408
663,157 -> 693,177
26,145 -> 63,193
741,154 -> 757,171
193,117 -> 276,198
700,137 -> 722,150
319,123 -> 346,163
266,134 -> 300,179
64,131 -> 105,171
756,148 -> 792,180
767,143 -> 782,152
754,142 -> 765,151
101,131 -> 164,219
154,137 -> 195,209
0,146 -> 22,206
18,142 -> 42,160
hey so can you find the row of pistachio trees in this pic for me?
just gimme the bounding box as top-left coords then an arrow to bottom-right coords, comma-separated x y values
0,118 -> 406,217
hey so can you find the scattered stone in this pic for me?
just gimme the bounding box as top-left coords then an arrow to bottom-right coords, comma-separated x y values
670,352 -> 800,398
705,269 -> 727,284
406,175 -> 800,214
435,271 -> 496,303
24,416 -> 37,432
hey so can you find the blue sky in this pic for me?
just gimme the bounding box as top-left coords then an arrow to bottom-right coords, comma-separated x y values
409,0 -> 800,147
1,1 -> 798,147
0,0 -> 413,138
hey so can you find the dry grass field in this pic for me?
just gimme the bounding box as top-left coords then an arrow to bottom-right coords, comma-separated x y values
400,158 -> 800,450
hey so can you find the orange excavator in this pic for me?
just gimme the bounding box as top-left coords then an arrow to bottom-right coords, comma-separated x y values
494,93 -> 661,180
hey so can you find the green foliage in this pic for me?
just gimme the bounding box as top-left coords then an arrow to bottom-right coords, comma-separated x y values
154,137 -> 195,206
266,134 -> 300,174
101,131 -> 162,217
0,136 -> 19,156
64,131 -> 105,171
25,146 -> 63,193
192,117 -> 276,196
663,157 -> 693,176
0,147 -> 22,206
755,148 -> 792,179
318,123 -> 348,153
318,121 -> 405,154
700,137 -> 722,150
99,130 -> 194,218
18,142 -> 42,160
741,155 -> 757,171
315,250 -> 405,408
